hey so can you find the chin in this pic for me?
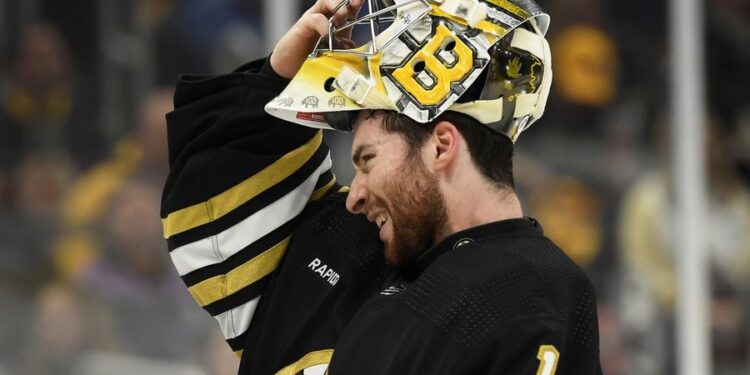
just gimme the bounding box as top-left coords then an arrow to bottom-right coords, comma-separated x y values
383,243 -> 404,267
383,241 -> 422,268
383,244 -> 401,267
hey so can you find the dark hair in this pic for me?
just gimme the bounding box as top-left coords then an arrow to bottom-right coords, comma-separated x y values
375,110 -> 515,190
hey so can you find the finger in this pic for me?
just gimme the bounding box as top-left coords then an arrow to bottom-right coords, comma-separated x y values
270,0 -> 362,78
332,0 -> 363,42
295,12 -> 330,39
347,0 -> 362,18
333,37 -> 356,50
305,0 -> 349,40
311,0 -> 350,17
341,0 -> 364,23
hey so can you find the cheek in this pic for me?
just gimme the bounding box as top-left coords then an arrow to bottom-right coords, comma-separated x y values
383,166 -> 415,206
368,165 -> 394,193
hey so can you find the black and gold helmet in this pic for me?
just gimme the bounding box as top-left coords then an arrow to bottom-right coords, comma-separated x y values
266,0 -> 551,142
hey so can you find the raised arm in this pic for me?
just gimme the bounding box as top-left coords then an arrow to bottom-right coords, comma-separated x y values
161,58 -> 336,355
160,1 -> 379,367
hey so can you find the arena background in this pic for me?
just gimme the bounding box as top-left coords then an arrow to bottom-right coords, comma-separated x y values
0,0 -> 748,374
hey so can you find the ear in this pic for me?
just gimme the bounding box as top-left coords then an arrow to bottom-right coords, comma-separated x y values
431,121 -> 460,173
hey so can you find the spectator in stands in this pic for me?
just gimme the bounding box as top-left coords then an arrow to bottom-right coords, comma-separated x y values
618,116 -> 750,374
0,151 -> 76,283
0,22 -> 102,169
17,283 -> 118,375
75,177 -> 210,360
55,88 -> 172,282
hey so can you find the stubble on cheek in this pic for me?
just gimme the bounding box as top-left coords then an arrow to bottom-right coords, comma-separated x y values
382,157 -> 447,267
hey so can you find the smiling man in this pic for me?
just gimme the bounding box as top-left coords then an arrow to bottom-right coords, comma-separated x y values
161,0 -> 602,373
345,110 -> 519,268
347,111 -> 451,266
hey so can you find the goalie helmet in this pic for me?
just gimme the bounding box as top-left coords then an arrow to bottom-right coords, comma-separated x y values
265,0 -> 551,142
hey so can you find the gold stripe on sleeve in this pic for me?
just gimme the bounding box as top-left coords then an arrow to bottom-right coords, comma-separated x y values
188,236 -> 291,307
275,349 -> 334,375
310,175 -> 337,201
162,131 -> 324,238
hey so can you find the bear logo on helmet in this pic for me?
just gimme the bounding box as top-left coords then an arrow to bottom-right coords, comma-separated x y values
302,96 -> 320,109
328,96 -> 346,108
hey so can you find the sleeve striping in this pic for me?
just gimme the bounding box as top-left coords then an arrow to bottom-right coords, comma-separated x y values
275,350 -> 334,375
162,130 -> 324,239
203,274 -> 270,316
188,236 -> 291,307
169,155 -> 332,276
310,174 -> 337,201
215,296 -> 261,340
181,220 -> 295,287
314,170 -> 334,189
166,146 -> 330,251
228,331 -> 249,354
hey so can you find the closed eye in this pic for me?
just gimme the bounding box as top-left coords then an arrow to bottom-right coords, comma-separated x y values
352,144 -> 376,170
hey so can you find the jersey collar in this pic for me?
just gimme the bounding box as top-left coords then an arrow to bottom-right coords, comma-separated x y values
414,217 -> 543,272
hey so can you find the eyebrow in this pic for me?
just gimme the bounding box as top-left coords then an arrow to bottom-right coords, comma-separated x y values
351,144 -> 373,169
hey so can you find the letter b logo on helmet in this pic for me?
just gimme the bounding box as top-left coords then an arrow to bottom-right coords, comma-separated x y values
384,22 -> 485,114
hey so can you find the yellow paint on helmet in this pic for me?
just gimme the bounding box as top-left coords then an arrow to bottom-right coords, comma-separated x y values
484,0 -> 530,19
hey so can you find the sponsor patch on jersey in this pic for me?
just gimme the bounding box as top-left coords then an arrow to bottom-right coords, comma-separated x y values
308,258 -> 340,286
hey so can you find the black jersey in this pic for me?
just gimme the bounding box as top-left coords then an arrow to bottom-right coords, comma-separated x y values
329,219 -> 602,374
161,57 -> 602,374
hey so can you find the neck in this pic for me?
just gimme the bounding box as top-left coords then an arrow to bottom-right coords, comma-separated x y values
438,174 -> 523,241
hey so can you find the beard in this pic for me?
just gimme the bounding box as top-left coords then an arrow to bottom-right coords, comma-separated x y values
381,154 -> 448,267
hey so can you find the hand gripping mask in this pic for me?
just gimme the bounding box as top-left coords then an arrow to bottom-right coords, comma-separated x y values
265,0 -> 551,142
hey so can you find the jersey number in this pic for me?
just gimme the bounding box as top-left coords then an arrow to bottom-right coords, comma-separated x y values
535,345 -> 559,375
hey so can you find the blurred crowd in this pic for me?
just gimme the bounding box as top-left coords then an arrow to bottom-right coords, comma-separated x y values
0,0 -> 748,374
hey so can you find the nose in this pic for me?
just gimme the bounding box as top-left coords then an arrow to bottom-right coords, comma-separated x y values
345,173 -> 368,214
